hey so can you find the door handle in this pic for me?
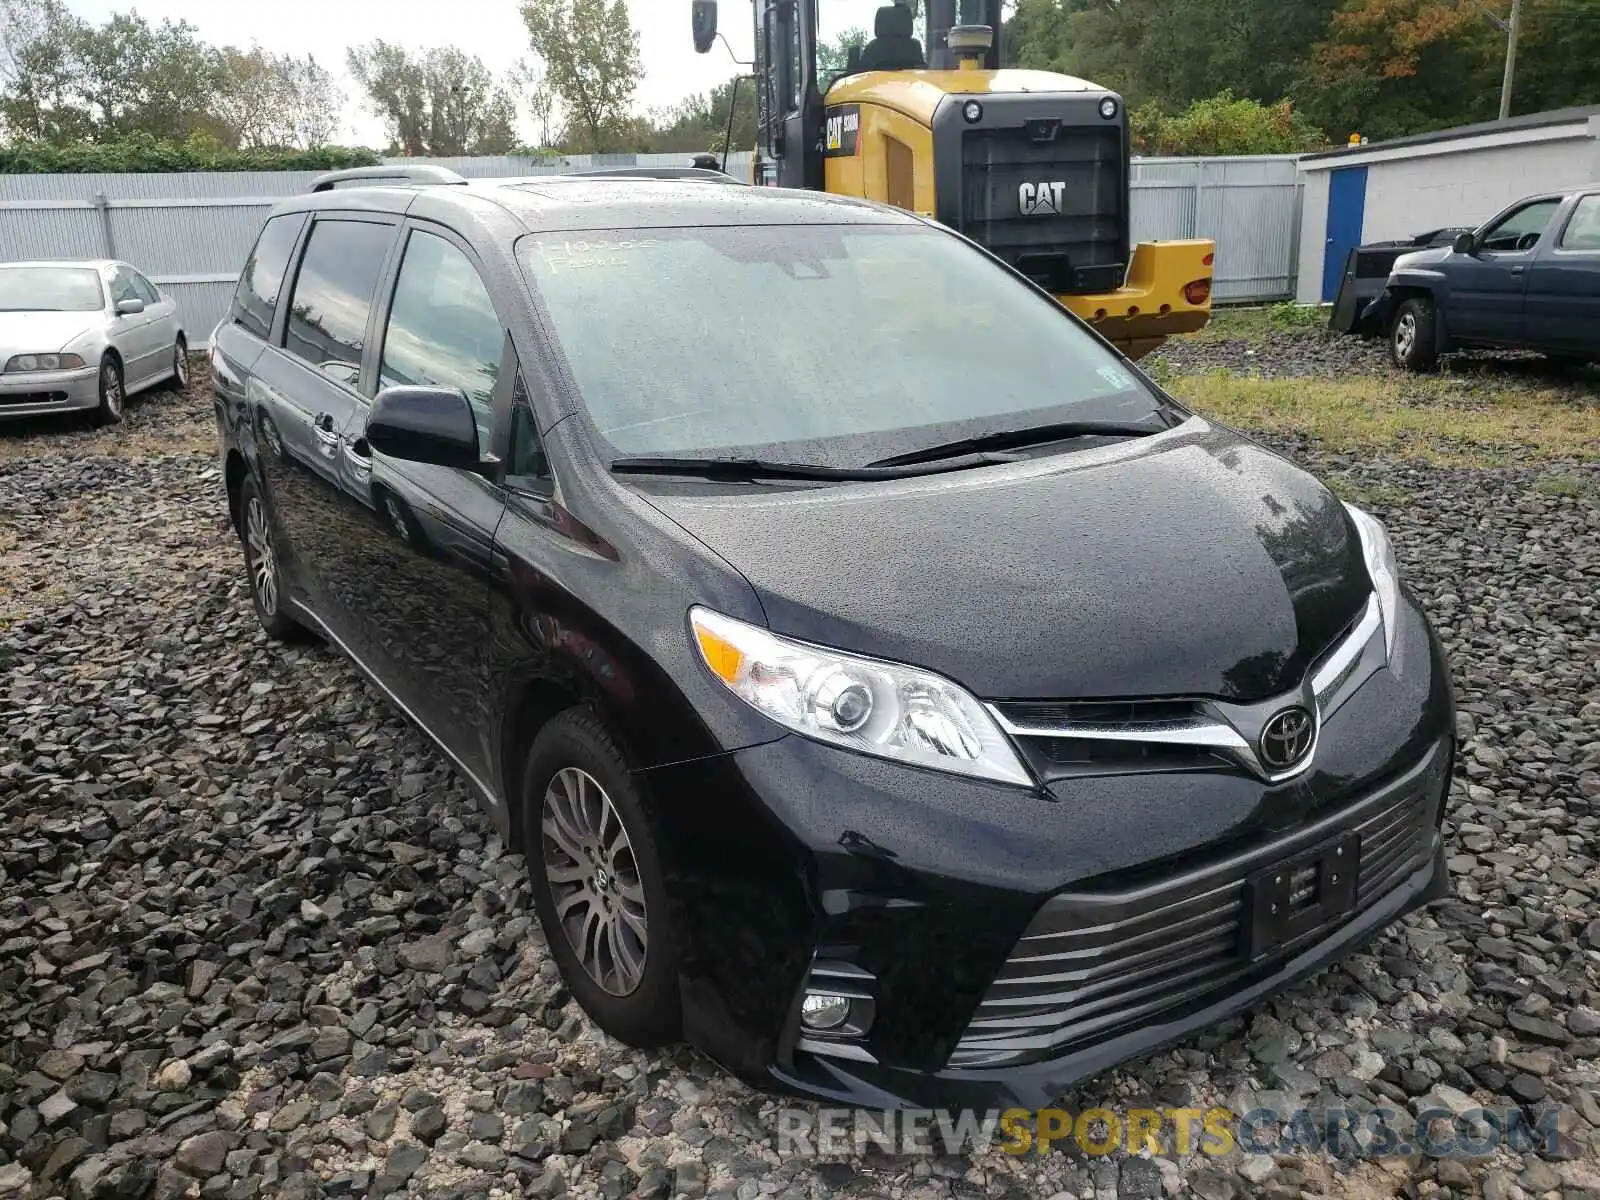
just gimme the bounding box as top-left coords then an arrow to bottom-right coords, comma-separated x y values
311,413 -> 340,449
1511,265 -> 1526,275
343,437 -> 372,477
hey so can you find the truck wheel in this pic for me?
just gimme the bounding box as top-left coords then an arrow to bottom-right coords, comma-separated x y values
1389,298 -> 1438,372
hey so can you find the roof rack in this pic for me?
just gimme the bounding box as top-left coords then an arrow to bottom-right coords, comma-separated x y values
307,165 -> 469,193
559,166 -> 745,184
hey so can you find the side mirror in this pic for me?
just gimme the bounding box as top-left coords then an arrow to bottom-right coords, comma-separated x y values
692,0 -> 718,53
115,298 -> 145,316
1452,232 -> 1476,255
367,385 -> 480,471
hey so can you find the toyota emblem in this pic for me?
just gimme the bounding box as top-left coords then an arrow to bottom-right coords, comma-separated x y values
1259,707 -> 1314,771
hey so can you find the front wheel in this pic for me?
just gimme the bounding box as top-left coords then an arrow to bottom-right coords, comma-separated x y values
95,355 -> 125,425
171,335 -> 190,391
1389,298 -> 1439,372
521,708 -> 681,1047
238,476 -> 301,640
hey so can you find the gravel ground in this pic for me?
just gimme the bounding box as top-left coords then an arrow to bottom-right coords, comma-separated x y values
2,347 -> 1598,1200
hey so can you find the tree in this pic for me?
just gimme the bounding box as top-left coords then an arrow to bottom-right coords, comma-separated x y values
512,57 -> 561,149
1131,91 -> 1328,155
347,42 -> 518,156
520,0 -> 642,153
817,28 -> 869,79
0,0 -> 90,142
212,46 -> 343,149
646,76 -> 760,154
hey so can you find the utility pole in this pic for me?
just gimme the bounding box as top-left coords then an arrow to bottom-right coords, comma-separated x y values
1499,0 -> 1523,121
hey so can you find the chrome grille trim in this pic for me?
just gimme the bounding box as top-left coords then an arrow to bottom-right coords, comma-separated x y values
987,593 -> 1383,784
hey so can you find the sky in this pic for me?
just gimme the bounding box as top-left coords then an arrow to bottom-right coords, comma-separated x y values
62,0 -> 765,146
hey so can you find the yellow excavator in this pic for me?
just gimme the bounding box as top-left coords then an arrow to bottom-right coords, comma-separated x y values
691,0 -> 1214,359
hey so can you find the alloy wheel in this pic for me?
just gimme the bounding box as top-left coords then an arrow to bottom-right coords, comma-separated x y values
541,766 -> 648,996
245,496 -> 279,617
1394,313 -> 1417,360
102,363 -> 123,418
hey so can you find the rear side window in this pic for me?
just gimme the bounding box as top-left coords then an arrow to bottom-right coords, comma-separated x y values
1560,196 -> 1600,251
284,218 -> 395,385
234,212 -> 307,339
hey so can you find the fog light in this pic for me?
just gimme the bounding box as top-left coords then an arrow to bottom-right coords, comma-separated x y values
800,993 -> 851,1031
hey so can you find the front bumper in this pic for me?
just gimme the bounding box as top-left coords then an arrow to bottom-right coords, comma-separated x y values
0,366 -> 99,418
641,593 -> 1455,1109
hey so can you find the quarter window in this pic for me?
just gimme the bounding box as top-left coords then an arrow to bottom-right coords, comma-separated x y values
1480,200 -> 1562,253
283,218 -> 395,385
1560,196 -> 1600,251
378,229 -> 504,441
507,377 -> 549,483
233,212 -> 306,340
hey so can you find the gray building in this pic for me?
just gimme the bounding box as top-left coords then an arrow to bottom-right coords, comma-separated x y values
1296,105 -> 1600,304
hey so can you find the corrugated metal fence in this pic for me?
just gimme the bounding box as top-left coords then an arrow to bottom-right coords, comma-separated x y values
0,151 -> 1300,345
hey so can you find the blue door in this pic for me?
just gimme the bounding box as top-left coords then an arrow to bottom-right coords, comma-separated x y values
1322,165 -> 1369,302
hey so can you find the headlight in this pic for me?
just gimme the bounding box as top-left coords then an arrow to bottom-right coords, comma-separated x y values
1344,503 -> 1400,661
689,607 -> 1032,786
5,353 -> 85,372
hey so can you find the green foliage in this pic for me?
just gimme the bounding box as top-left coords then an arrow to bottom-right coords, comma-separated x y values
520,0 -> 643,154
1006,0 -> 1600,145
1132,92 -> 1328,156
346,42 -> 518,157
1267,301 -> 1333,330
0,136 -> 379,174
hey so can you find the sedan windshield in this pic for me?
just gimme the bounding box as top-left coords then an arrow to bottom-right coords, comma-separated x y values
0,266 -> 104,312
518,223 -> 1171,466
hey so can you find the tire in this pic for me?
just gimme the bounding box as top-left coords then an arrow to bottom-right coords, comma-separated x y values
171,335 -> 190,391
95,354 -> 125,425
1389,298 -> 1439,372
521,707 -> 681,1047
238,475 -> 301,640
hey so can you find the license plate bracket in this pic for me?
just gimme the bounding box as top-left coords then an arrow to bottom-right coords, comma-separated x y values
1244,833 -> 1360,959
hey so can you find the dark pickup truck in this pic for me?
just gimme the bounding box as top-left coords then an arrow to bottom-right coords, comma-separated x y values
1342,184 -> 1600,371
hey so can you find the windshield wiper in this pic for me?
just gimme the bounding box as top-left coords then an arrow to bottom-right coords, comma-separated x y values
866,418 -> 1175,469
610,453 -> 1019,482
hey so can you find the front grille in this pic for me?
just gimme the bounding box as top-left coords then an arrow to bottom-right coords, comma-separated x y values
961,126 -> 1125,294
994,698 -> 1236,781
948,777 -> 1436,1069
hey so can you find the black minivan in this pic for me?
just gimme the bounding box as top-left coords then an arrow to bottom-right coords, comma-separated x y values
212,164 -> 1454,1109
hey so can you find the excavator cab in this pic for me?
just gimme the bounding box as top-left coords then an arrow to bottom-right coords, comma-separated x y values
691,0 -> 1215,359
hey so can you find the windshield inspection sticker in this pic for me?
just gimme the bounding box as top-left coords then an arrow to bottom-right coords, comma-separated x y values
824,105 -> 861,158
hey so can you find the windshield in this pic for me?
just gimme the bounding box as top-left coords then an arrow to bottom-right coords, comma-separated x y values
0,267 -> 104,313
518,223 -> 1170,466
818,0 -> 925,76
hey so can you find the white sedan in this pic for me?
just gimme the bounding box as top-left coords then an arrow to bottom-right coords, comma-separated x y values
0,259 -> 189,424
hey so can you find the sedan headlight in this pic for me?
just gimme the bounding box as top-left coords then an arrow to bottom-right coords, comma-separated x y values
1344,503 -> 1400,661
689,607 -> 1033,786
5,353 -> 86,373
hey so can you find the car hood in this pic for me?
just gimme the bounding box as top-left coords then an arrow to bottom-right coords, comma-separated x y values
643,422 -> 1372,702
0,310 -> 100,356
1392,246 -> 1452,272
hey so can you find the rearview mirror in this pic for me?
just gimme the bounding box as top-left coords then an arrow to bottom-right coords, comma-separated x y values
692,0 -> 718,53
115,298 -> 145,316
1452,232 -> 1476,255
367,386 -> 480,471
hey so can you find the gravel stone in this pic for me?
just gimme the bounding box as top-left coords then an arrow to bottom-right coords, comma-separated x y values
3,342 -> 1598,1196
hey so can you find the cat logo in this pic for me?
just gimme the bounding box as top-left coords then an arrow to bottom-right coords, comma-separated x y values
1019,181 -> 1067,217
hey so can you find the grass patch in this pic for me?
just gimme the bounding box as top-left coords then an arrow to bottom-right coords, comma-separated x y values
1190,303 -> 1333,343
1168,369 -> 1600,465
1534,471 -> 1597,499
1320,476 -> 1412,510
